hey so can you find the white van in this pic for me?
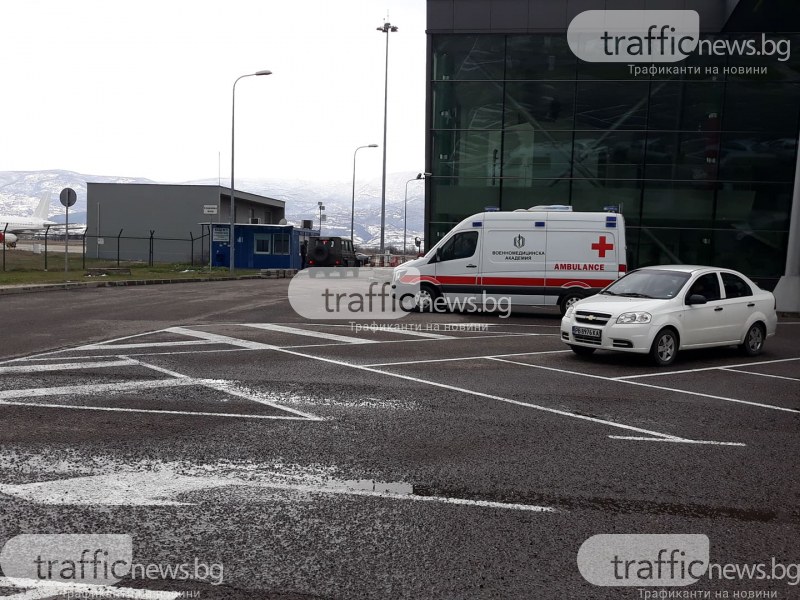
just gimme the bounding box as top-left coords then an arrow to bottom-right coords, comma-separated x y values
393,206 -> 627,315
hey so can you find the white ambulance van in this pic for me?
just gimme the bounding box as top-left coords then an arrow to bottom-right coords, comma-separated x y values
393,206 -> 627,315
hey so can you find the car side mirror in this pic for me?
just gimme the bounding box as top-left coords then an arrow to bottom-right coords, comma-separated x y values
687,294 -> 708,305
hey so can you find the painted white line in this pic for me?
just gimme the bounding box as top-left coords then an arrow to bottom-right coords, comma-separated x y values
243,323 -> 375,344
608,436 -> 746,446
490,356 -> 800,415
364,350 -> 571,368
0,577 -> 180,600
0,471 -> 555,513
365,328 -> 454,340
0,359 -> 139,374
127,357 -> 191,379
0,378 -> 198,399
614,357 -> 800,380
721,368 -> 800,382
265,349 -> 684,441
488,357 -> 747,445
78,340 -> 220,350
164,326 -> 276,349
0,399 -> 312,420
201,380 -> 323,421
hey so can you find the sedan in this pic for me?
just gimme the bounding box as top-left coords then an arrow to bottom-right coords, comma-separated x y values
560,265 -> 778,366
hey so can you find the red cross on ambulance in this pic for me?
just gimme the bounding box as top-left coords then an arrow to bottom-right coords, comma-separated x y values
591,235 -> 614,258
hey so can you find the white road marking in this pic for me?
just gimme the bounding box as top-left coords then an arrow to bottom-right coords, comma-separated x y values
0,470 -> 555,513
243,323 -> 375,344
0,577 -> 180,600
165,326 -> 277,349
720,368 -> 800,382
491,356 -> 800,415
77,340 -> 220,350
488,358 -> 746,445
200,380 -> 324,421
262,349 -> 686,441
608,436 -> 746,446
0,359 -> 139,374
613,357 -> 800,380
0,399 -> 311,420
364,350 -> 571,368
0,379 -> 198,399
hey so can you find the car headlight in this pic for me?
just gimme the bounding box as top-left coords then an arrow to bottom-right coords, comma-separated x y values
564,305 -> 575,318
616,312 -> 652,324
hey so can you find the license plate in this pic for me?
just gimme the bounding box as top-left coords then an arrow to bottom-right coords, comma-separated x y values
572,326 -> 601,339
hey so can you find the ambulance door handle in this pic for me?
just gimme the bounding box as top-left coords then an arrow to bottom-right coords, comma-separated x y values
747,303 -> 755,308
714,307 -> 723,312
466,264 -> 477,268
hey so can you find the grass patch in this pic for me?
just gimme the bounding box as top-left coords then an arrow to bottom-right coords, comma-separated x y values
0,250 -> 259,285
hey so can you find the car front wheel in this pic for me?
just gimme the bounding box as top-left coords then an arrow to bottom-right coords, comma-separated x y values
569,345 -> 596,357
650,328 -> 678,366
739,323 -> 765,356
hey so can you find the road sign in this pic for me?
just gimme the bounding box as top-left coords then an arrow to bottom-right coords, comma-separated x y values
212,226 -> 230,242
203,205 -> 218,215
60,188 -> 77,208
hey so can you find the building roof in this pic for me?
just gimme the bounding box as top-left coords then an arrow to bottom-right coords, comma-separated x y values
87,182 -> 284,209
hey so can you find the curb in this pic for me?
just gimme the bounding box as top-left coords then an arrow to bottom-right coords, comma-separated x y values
0,275 -> 272,296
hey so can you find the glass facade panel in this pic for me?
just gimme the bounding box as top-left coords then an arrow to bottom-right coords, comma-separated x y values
432,35 -> 505,81
428,32 -> 800,285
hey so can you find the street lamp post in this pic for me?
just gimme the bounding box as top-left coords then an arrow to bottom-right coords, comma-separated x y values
351,144 -> 378,242
404,172 -> 431,256
377,21 -> 398,253
230,69 -> 272,273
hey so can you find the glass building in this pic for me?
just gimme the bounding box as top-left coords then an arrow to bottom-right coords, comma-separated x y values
425,0 -> 800,291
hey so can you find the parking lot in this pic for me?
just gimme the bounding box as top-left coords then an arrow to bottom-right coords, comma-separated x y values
0,280 -> 798,599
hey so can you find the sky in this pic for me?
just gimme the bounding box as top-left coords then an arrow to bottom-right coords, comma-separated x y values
0,0 -> 426,183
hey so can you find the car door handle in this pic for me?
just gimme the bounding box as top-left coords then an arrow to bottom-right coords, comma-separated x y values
466,264 -> 477,268
714,307 -> 723,312
747,303 -> 755,307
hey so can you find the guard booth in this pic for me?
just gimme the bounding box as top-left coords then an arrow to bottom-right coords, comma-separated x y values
209,223 -> 318,269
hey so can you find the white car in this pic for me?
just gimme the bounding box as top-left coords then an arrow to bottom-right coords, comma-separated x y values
560,265 -> 778,366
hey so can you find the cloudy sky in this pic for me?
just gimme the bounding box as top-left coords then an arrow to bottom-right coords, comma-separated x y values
0,0 -> 426,183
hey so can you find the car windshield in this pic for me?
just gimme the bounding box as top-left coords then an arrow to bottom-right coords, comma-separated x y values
601,269 -> 692,300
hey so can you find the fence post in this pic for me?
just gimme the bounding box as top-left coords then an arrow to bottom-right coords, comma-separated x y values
44,225 -> 51,271
117,229 -> 123,267
82,231 -> 87,270
2,224 -> 7,272
190,232 -> 195,267
149,230 -> 155,267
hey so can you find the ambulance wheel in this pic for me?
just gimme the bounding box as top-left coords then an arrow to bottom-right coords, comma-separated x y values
414,284 -> 440,312
569,345 -> 596,356
559,292 -> 584,316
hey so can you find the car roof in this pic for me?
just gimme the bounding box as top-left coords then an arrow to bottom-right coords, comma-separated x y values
638,265 -> 718,274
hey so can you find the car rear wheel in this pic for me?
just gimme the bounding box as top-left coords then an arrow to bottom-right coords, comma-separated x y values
739,323 -> 765,356
569,345 -> 596,356
650,328 -> 678,366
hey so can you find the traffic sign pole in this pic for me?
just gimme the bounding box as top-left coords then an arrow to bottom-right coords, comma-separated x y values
59,188 -> 77,274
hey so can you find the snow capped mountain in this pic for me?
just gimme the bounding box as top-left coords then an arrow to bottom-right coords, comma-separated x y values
0,170 -> 425,249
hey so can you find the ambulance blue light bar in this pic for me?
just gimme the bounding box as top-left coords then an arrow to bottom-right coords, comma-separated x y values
606,215 -> 617,228
472,221 -> 483,227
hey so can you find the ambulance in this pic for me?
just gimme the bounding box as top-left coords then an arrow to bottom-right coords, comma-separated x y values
392,206 -> 627,315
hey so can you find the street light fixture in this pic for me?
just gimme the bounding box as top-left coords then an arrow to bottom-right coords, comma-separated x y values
404,172 -> 431,256
229,69 -> 272,273
351,144 -> 378,242
377,21 -> 398,254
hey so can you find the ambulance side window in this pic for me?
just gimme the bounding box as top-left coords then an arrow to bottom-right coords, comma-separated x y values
439,231 -> 478,262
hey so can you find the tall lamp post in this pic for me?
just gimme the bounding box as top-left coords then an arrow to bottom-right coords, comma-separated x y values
351,144 -> 378,242
230,69 -> 272,273
404,172 -> 431,256
377,21 -> 398,253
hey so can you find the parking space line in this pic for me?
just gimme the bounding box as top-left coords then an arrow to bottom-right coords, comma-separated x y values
0,379 -> 199,399
0,359 -> 139,374
0,400 -> 310,420
266,348 -> 689,442
243,323 -> 376,344
165,326 -> 277,349
78,340 -> 220,350
491,357 -> 800,415
364,350 -> 571,368
720,368 -> 800,382
0,577 -> 180,600
613,357 -> 800,380
608,436 -> 746,446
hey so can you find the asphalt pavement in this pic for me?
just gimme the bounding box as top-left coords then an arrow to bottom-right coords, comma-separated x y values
0,280 -> 798,599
